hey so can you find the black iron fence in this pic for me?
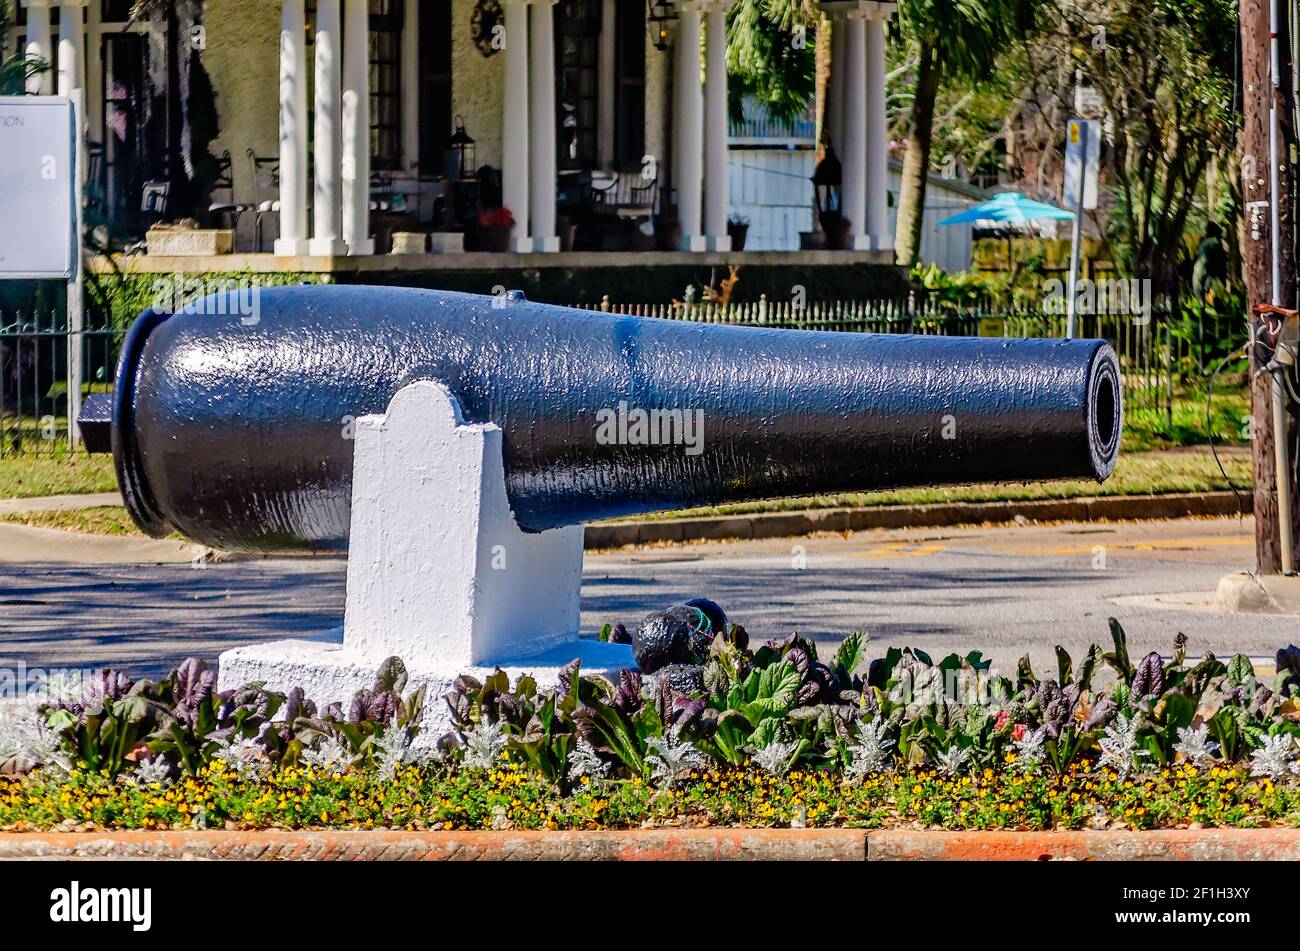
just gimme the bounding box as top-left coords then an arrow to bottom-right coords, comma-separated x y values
0,308 -> 122,457
1,291 -> 1245,456
580,292 -> 1247,414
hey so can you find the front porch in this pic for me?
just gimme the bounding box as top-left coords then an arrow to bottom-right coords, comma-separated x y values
7,0 -> 900,265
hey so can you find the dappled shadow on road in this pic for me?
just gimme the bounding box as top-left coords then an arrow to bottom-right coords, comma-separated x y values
0,562 -> 347,680
581,559 -> 1101,654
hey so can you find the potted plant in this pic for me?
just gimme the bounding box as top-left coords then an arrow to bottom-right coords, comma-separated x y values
478,206 -> 515,252
818,209 -> 852,251
654,212 -> 682,251
726,214 -> 750,251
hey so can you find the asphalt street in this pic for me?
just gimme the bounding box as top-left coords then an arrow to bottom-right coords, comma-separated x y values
0,516 -> 1295,682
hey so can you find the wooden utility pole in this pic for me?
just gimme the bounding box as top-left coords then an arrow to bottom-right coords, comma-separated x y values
1240,0 -> 1300,572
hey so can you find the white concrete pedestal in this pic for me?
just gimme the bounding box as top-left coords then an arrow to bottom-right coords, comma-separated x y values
217,380 -> 634,730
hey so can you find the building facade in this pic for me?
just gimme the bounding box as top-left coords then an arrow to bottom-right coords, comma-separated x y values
7,0 -> 900,268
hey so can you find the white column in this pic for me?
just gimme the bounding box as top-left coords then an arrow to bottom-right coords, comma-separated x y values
309,0 -> 347,255
501,0 -> 530,249
597,0 -> 616,168
702,1 -> 730,250
674,3 -> 705,250
528,0 -> 559,251
22,0 -> 53,95
826,12 -> 844,154
840,8 -> 868,249
400,0 -> 420,171
276,0 -> 310,255
342,0 -> 373,254
56,0 -> 86,95
865,6 -> 893,251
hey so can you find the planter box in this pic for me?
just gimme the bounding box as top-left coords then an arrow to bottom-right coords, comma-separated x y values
391,231 -> 428,254
429,232 -> 465,254
146,228 -> 234,257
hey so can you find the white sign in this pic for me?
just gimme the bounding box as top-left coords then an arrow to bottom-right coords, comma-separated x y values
1063,118 -> 1101,211
0,97 -> 78,279
1074,85 -> 1104,119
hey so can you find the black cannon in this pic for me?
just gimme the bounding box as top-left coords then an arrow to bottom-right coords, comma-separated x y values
82,285 -> 1121,550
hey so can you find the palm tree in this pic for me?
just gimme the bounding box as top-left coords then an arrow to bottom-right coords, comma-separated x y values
892,0 -> 1040,266
727,0 -> 820,124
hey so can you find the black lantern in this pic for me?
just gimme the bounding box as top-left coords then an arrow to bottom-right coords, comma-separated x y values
811,147 -> 842,215
648,0 -> 676,51
448,116 -> 476,180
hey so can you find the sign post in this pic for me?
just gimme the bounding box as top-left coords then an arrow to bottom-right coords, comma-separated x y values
0,96 -> 82,449
1062,117 -> 1100,338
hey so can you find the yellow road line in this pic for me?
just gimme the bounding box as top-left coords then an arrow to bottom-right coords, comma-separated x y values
993,536 -> 1251,556
854,542 -> 948,559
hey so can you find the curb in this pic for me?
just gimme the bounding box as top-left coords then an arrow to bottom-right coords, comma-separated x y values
583,491 -> 1246,549
865,829 -> 1300,861
0,829 -> 865,861
2,827 -> 1297,861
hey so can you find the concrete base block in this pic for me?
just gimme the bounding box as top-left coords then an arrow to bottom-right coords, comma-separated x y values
218,634 -> 633,735
1215,570 -> 1300,615
217,378 -> 634,729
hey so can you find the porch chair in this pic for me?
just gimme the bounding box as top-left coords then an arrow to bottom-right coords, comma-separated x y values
84,141 -> 107,219
592,167 -> 658,225
207,150 -> 253,235
139,180 -> 171,230
247,149 -> 281,252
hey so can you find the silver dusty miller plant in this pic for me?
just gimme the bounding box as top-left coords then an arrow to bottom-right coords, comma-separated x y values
645,729 -> 706,788
301,734 -> 355,772
845,719 -> 894,780
1173,724 -> 1219,767
1012,727 -> 1047,773
750,739 -> 800,777
462,717 -> 508,770
0,700 -> 68,776
1098,713 -> 1149,778
566,740 -> 609,781
935,744 -> 972,776
128,757 -> 174,788
373,723 -> 415,782
211,734 -> 270,782
1249,734 -> 1299,780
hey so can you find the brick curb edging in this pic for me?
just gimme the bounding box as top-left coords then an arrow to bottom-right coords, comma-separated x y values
2,828 -> 1296,861
583,491 -> 1246,549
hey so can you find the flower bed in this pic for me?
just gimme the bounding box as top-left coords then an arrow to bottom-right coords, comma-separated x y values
2,618 -> 1299,832
3,760 -> 1297,833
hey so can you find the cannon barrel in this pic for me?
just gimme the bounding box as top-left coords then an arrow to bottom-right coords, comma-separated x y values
99,285 -> 1121,550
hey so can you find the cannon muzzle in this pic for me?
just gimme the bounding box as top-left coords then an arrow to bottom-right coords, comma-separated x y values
95,285 -> 1121,550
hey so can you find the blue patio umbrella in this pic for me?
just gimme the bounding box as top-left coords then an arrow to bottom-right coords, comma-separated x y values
937,191 -> 1074,226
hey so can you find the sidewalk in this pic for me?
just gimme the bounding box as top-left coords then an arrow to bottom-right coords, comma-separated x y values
0,489 -> 1247,563
0,492 -> 122,516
